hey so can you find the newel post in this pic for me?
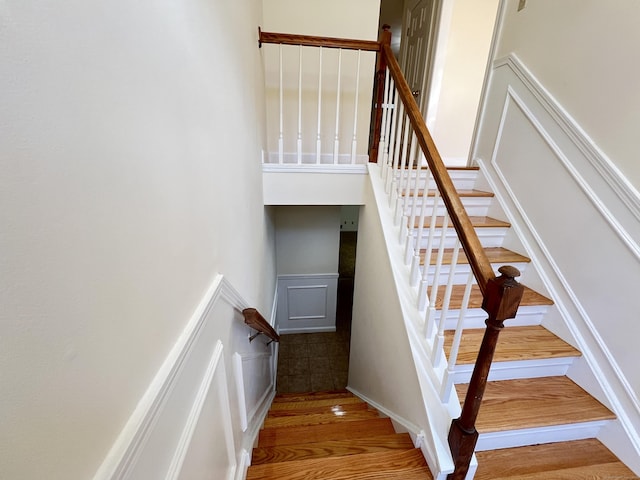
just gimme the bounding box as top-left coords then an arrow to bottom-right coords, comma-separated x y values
447,266 -> 524,480
369,24 -> 392,163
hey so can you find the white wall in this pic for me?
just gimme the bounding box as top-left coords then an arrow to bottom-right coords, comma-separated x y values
495,0 -> 640,191
427,0 -> 499,165
472,0 -> 640,469
0,1 -> 275,479
261,0 -> 381,162
275,206 -> 341,274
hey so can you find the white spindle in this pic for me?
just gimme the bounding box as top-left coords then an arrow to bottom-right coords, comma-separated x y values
333,49 -> 343,164
405,132 -> 420,266
387,99 -> 403,198
278,44 -> 284,164
378,75 -> 396,180
426,214 -> 449,341
297,45 -> 302,164
378,67 -> 391,167
396,116 -> 411,230
432,240 -> 461,367
316,47 -> 323,164
351,50 -> 361,164
418,189 -> 440,313
441,271 -> 474,402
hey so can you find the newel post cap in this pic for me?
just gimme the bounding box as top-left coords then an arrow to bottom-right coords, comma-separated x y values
482,265 -> 524,322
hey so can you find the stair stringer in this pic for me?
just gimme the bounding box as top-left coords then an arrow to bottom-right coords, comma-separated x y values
348,163 -> 461,480
475,155 -> 640,474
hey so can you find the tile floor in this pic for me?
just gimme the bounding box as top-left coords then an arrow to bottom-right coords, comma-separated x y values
276,231 -> 357,394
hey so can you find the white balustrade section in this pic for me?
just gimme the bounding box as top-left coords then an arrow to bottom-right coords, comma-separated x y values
262,44 -> 374,165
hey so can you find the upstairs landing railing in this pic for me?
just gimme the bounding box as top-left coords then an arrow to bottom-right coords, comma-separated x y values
259,26 -> 524,480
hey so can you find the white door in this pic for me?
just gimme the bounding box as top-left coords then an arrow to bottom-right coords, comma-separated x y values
401,0 -> 436,113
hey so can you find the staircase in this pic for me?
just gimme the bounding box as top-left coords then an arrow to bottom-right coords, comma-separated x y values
247,391 -> 433,479
413,166 -> 638,478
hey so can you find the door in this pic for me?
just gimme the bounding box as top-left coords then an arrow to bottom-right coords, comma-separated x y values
401,0 -> 436,113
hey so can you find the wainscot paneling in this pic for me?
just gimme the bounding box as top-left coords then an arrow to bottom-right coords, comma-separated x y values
276,274 -> 338,333
93,274 -> 277,480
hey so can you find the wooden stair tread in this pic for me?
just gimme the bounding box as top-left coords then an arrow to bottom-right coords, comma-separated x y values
403,189 -> 493,198
258,417 -> 396,447
273,390 -> 352,403
489,462 -> 638,480
456,377 -> 616,432
264,409 -> 381,428
430,283 -> 553,310
268,401 -> 373,417
330,467 -> 433,480
414,215 -> 510,229
246,449 -> 429,480
475,439 -> 638,479
421,247 -> 530,266
269,396 -> 364,411
444,325 -> 581,364
251,433 -> 414,465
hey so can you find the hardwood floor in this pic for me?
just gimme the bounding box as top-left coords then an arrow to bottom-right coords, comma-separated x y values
248,391 -> 433,480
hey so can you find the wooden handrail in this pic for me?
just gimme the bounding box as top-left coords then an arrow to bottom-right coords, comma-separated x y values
259,28 -> 380,52
381,43 -> 495,294
242,308 -> 280,343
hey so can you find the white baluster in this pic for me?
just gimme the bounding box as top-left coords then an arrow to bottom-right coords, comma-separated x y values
316,47 -> 323,164
418,189 -> 440,313
388,99 -> 403,200
381,75 -> 395,182
351,50 -> 361,164
432,240 -> 461,367
426,214 -> 449,341
278,44 -> 284,164
378,66 -> 390,167
297,45 -> 302,164
333,49 -> 343,164
441,271 -> 474,402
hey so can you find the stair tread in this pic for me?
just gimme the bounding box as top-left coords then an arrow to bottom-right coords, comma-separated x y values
475,439 -> 638,479
456,377 -> 616,432
421,246 -> 530,266
329,467 -> 433,480
444,325 -> 581,364
246,448 -> 429,480
273,390 -> 353,403
264,409 -> 381,428
269,396 -> 364,411
414,215 -> 510,229
258,417 -> 396,447
268,401 -> 373,417
431,283 -> 553,310
251,432 -> 414,465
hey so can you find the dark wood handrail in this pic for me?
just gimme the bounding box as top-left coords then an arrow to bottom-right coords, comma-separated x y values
259,28 -> 380,52
381,43 -> 495,294
242,308 -> 280,343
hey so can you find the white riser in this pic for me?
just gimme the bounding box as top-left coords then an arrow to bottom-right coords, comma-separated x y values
475,421 -> 609,452
422,261 -> 530,285
438,305 -> 548,330
450,357 -> 576,384
392,170 -> 479,191
401,196 -> 493,217
412,227 -> 509,249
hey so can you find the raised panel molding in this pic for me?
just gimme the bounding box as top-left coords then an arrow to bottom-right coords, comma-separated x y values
276,274 -> 338,333
92,274 -> 276,480
473,52 -> 640,470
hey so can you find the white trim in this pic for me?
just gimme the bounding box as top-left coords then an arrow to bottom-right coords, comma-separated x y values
165,342 -> 235,480
493,53 -> 640,222
92,274 -> 228,480
234,450 -> 252,480
495,86 -> 640,261
232,353 -> 248,432
262,163 -> 368,175
92,274 -> 276,480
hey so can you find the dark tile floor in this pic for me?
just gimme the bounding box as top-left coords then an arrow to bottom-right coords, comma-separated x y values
276,232 -> 357,394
